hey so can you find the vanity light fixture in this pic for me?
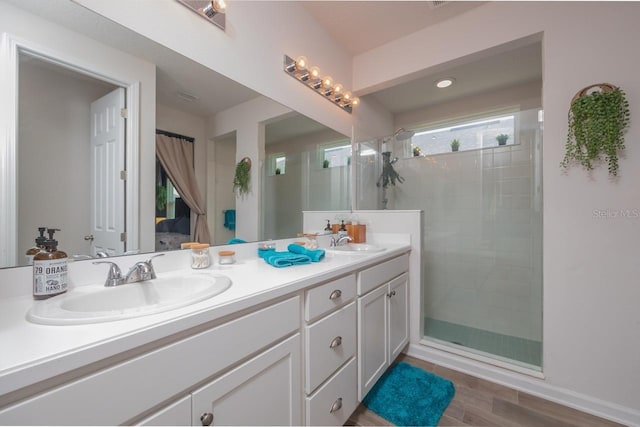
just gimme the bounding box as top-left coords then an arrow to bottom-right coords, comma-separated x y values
436,78 -> 455,89
283,55 -> 358,113
177,0 -> 226,31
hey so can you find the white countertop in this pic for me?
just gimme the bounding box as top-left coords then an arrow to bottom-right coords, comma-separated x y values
0,239 -> 410,397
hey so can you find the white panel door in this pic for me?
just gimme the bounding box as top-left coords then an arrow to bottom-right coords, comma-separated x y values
90,88 -> 125,255
357,284 -> 388,401
191,334 -> 301,426
388,273 -> 409,362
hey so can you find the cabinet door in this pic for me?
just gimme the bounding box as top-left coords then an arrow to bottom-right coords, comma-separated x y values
191,334 -> 301,426
388,273 -> 409,362
357,284 -> 388,401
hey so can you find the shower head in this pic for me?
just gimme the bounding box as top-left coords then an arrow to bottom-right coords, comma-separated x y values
393,128 -> 415,141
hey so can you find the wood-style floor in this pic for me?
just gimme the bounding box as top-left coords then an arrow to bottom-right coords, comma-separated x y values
346,354 -> 625,427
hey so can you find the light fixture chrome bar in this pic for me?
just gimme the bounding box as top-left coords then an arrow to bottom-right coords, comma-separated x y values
283,55 -> 353,114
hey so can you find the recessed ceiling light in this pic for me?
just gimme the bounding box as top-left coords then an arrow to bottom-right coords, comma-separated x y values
436,78 -> 455,89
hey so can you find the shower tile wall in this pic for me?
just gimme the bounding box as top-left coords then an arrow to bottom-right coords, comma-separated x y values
381,110 -> 542,357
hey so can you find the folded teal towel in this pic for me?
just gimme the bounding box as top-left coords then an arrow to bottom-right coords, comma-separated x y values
263,251 -> 311,268
287,244 -> 325,262
227,238 -> 247,244
258,247 -> 275,259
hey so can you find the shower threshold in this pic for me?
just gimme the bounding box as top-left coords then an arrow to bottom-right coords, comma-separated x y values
423,317 -> 541,368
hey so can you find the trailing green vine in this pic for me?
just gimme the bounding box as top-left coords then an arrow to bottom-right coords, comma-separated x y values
561,85 -> 630,176
233,157 -> 251,196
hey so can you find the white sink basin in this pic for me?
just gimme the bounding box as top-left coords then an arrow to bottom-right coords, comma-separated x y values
326,243 -> 386,254
27,270 -> 232,325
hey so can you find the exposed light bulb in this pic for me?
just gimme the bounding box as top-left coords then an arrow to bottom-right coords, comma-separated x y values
295,56 -> 308,71
333,83 -> 343,94
351,97 -> 360,106
343,91 -> 352,101
321,76 -> 333,88
203,0 -> 226,17
309,66 -> 321,79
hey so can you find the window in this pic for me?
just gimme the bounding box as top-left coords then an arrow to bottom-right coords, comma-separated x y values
269,153 -> 286,175
320,141 -> 351,168
411,113 -> 516,156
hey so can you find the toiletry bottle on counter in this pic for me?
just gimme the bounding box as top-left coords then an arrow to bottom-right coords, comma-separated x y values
338,220 -> 348,238
25,227 -> 47,265
33,228 -> 68,300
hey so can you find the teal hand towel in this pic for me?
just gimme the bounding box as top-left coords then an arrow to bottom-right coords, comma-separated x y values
287,244 -> 325,262
263,251 -> 312,268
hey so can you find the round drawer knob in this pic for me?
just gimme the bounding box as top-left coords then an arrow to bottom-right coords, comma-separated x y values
329,397 -> 343,414
200,412 -> 214,426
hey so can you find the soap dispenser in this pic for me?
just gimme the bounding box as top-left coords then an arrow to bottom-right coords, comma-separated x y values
25,227 -> 47,265
338,220 -> 348,238
33,228 -> 68,299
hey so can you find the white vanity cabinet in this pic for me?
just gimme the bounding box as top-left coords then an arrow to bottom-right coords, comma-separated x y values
357,255 -> 409,400
191,334 -> 301,426
0,297 -> 301,426
303,274 -> 359,426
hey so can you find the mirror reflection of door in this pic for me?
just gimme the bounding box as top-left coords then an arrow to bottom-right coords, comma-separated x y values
18,53 -> 123,260
90,88 -> 126,256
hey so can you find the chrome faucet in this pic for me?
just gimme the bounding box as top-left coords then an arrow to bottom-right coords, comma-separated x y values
330,235 -> 353,247
93,254 -> 164,287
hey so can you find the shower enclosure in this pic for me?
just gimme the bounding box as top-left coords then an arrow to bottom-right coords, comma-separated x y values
356,109 -> 543,369
261,148 -> 350,240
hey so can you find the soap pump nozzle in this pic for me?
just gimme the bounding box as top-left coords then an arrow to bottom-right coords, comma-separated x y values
45,228 -> 61,250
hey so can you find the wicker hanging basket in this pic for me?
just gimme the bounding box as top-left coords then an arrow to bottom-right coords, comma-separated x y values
571,83 -> 618,104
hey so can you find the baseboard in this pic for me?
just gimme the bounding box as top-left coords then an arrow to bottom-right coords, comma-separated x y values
407,343 -> 640,426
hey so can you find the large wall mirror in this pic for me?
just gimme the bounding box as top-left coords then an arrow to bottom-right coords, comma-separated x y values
0,0 -> 350,268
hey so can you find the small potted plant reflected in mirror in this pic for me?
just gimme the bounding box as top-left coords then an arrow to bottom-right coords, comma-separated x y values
496,134 -> 509,146
412,146 -> 422,157
275,167 -> 281,175
323,159 -> 330,169
451,139 -> 460,152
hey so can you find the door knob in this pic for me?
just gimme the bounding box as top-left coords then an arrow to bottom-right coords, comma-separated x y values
84,234 -> 94,242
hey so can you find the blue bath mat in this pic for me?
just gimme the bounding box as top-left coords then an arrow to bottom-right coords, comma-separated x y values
363,362 -> 455,426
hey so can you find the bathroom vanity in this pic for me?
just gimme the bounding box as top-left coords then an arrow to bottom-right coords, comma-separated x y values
0,240 -> 410,426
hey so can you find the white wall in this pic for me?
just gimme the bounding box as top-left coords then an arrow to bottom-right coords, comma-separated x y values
18,59 -> 115,259
209,96 -> 291,240
0,1 -> 157,255
355,2 -> 640,422
209,135 -> 236,245
156,103 -> 207,238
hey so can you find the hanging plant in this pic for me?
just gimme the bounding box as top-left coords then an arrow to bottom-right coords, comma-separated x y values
376,151 -> 404,189
561,83 -> 630,176
233,157 -> 251,196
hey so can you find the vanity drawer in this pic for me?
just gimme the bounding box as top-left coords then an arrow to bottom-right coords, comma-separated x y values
305,357 -> 358,426
358,253 -> 409,296
305,301 -> 356,394
305,274 -> 356,322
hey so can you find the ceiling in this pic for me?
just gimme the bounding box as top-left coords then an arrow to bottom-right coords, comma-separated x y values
367,41 -> 542,114
302,1 -> 485,56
